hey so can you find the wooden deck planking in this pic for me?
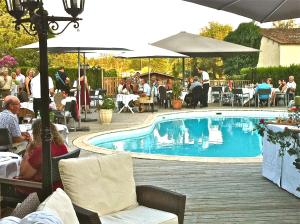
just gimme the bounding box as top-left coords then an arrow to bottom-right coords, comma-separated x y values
133,159 -> 300,223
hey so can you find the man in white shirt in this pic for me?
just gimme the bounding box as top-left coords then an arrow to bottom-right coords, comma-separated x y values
30,72 -> 54,116
197,67 -> 210,108
286,75 -> 296,100
138,79 -> 151,112
15,67 -> 25,90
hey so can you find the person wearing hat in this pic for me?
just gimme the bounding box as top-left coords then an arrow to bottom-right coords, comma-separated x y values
0,67 -> 12,98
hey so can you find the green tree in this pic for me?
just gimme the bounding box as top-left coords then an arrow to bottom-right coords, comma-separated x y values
272,19 -> 299,28
0,1 -> 39,66
199,22 -> 233,78
223,22 -> 261,76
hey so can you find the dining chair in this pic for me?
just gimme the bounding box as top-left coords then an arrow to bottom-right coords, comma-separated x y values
0,128 -> 13,152
256,88 -> 272,107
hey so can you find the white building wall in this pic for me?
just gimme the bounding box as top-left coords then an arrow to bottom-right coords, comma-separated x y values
257,37 -> 280,67
279,45 -> 300,66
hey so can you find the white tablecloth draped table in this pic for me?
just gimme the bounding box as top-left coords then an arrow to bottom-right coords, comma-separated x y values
20,102 -> 34,112
116,94 -> 140,113
262,124 -> 300,198
0,152 -> 21,178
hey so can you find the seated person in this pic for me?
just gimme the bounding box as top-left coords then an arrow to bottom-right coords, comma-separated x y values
255,79 -> 272,106
15,119 -> 68,196
138,79 -> 151,112
286,75 -> 296,100
270,79 -> 287,105
267,77 -> 273,88
165,79 -> 173,91
122,79 -> 133,95
184,76 -> 201,106
0,95 -> 31,144
55,90 -> 79,121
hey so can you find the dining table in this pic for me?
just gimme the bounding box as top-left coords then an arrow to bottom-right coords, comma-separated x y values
262,123 -> 300,198
0,152 -> 21,178
116,94 -> 140,114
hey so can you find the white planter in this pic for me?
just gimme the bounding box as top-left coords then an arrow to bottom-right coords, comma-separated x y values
99,109 -> 113,124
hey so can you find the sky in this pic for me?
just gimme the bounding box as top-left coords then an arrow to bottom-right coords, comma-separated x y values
43,0 -> 275,45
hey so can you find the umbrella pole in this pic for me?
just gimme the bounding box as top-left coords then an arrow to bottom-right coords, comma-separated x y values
148,58 -> 150,84
77,50 -> 81,128
182,57 -> 185,83
84,53 -> 87,120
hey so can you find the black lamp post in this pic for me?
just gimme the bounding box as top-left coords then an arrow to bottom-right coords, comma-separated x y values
5,0 -> 85,198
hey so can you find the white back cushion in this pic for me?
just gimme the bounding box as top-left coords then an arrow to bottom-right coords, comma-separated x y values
37,188 -> 79,224
59,153 -> 138,216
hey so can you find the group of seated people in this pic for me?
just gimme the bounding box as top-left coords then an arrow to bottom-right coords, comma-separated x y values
256,75 -> 296,106
117,76 -> 160,112
0,95 -> 69,198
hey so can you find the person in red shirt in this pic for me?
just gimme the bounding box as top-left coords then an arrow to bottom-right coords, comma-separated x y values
16,119 -> 68,196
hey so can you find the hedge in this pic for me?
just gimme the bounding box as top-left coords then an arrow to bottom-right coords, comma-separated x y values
241,64 -> 300,95
17,67 -> 117,90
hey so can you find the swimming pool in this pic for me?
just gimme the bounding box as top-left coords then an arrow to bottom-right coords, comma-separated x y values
88,110 -> 287,159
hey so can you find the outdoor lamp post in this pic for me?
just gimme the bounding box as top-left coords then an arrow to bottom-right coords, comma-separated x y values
4,0 -> 85,198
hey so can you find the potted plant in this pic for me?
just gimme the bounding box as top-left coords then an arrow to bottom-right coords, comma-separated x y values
98,96 -> 115,124
172,80 -> 183,109
171,65 -> 183,109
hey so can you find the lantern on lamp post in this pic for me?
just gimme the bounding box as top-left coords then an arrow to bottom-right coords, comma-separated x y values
4,0 -> 85,198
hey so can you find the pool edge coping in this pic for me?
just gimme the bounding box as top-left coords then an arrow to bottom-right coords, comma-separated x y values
73,108 -> 286,163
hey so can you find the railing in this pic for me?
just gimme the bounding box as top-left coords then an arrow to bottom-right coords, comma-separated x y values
103,78 -> 253,96
210,80 -> 252,88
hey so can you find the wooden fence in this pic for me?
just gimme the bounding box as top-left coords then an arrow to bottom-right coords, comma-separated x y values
102,78 -> 252,96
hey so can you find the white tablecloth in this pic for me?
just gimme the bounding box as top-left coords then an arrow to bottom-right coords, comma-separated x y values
20,102 -> 34,112
262,124 -> 300,197
116,94 -> 139,105
0,152 -> 21,178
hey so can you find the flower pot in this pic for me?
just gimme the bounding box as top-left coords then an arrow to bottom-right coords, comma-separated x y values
172,99 -> 183,109
99,109 -> 113,124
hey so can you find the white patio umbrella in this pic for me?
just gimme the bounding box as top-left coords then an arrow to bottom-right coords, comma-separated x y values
183,0 -> 300,23
18,32 -> 133,129
116,45 -> 188,83
151,31 -> 260,58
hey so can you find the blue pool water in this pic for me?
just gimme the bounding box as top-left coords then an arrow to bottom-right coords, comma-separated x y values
92,116 -> 268,158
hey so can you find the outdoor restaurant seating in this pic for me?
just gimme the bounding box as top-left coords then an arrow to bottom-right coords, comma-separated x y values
231,88 -> 251,107
210,86 -> 223,104
0,128 -> 14,152
256,88 -> 272,107
158,86 -> 169,108
191,86 -> 202,108
58,153 -> 186,224
0,148 -> 81,209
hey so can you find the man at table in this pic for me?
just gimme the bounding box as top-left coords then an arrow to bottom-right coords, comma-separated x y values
0,95 -> 31,144
138,79 -> 151,112
255,79 -> 272,106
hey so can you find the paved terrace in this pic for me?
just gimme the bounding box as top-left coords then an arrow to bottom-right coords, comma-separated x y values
68,106 -> 300,224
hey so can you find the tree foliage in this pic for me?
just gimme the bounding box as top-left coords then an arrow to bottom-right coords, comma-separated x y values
223,22 -> 261,76
199,22 -> 233,78
272,19 -> 299,28
0,1 -> 40,66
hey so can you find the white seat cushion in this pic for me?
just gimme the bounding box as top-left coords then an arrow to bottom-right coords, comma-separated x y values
37,188 -> 79,224
59,153 -> 138,216
100,206 -> 178,224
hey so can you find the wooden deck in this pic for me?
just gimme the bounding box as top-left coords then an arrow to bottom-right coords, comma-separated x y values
133,159 -> 300,223
71,108 -> 300,223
